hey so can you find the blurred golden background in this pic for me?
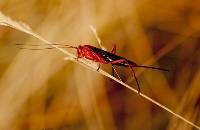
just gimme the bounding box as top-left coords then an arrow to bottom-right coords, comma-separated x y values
0,0 -> 200,130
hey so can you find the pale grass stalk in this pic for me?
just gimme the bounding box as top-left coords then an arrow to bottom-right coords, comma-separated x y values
89,25 -> 107,50
0,12 -> 199,130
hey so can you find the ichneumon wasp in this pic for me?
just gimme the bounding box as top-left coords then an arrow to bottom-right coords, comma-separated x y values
16,43 -> 168,94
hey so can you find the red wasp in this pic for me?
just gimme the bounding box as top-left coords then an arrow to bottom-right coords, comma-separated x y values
17,43 -> 168,93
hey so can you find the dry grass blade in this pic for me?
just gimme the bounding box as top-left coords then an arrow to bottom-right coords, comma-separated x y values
89,25 -> 107,51
0,11 -> 199,130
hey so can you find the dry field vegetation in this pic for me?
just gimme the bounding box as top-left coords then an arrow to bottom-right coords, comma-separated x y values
0,0 -> 200,130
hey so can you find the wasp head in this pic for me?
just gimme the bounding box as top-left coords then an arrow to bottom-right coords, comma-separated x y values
77,45 -> 88,58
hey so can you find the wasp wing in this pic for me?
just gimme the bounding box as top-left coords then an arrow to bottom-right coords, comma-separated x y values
89,45 -> 137,67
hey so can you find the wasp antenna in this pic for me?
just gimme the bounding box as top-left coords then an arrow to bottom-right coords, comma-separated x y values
67,46 -> 78,49
54,43 -> 78,49
15,43 -> 78,49
135,65 -> 169,72
18,47 -> 55,50
15,43 -> 24,45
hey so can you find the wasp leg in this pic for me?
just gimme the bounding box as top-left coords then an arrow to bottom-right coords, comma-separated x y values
110,59 -> 126,64
110,44 -> 116,54
97,64 -> 100,71
127,64 -> 140,94
75,57 -> 79,61
111,59 -> 141,94
112,65 -> 122,81
112,65 -> 114,77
